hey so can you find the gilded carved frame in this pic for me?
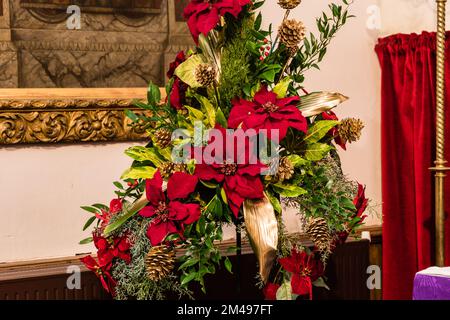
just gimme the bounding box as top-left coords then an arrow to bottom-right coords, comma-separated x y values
0,88 -> 151,145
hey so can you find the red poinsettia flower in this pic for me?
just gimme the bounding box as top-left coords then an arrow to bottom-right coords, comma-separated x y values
278,248 -> 324,297
228,85 -> 307,141
167,51 -> 186,79
81,255 -> 116,295
93,233 -> 131,265
170,78 -> 188,110
95,198 -> 123,231
184,0 -> 252,42
263,282 -> 280,300
322,111 -> 346,150
166,51 -> 188,110
353,183 -> 369,220
194,125 -> 266,217
335,183 -> 369,245
139,171 -> 200,246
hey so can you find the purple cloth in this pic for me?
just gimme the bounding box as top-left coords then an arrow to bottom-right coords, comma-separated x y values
413,273 -> 450,300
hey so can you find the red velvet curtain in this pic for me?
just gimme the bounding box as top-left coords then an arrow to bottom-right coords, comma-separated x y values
375,32 -> 450,300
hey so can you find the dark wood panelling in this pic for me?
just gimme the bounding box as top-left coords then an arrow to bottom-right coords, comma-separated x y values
0,226 -> 382,300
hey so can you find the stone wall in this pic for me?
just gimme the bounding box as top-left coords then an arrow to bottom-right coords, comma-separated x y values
0,0 -> 193,88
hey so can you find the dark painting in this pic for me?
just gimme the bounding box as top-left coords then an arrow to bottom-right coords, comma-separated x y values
175,0 -> 189,21
20,0 -> 164,13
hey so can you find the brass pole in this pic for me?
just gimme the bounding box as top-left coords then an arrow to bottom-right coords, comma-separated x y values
430,0 -> 450,267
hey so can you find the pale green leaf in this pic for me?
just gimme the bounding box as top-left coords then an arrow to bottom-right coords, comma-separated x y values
174,54 -> 207,88
224,257 -> 233,274
276,281 -> 293,300
305,143 -> 333,161
304,120 -> 339,144
185,106 -> 204,122
266,191 -> 282,213
286,154 -> 308,167
120,166 -> 156,180
194,94 -> 216,127
181,272 -> 197,286
313,277 -> 330,290
124,146 -> 164,166
79,237 -> 93,245
273,77 -> 292,98
273,183 -> 307,197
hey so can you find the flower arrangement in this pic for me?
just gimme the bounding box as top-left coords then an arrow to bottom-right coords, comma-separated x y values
80,0 -> 368,300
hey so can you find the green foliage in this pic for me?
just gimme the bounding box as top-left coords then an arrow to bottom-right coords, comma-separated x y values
290,0 -> 354,82
285,153 -> 358,234
112,217 -> 192,300
178,213 -> 227,293
219,16 -> 254,113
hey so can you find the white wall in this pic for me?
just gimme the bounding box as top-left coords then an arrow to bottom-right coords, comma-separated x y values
1,0 -> 443,262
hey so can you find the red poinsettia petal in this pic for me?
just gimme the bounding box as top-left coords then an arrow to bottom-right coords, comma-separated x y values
167,172 -> 198,201
97,250 -> 114,266
145,171 -> 165,206
243,113 -> 268,130
109,198 -> 122,214
231,174 -> 264,200
197,8 -> 221,36
277,96 -> 300,107
169,201 -> 201,225
80,255 -> 98,271
254,85 -> 277,105
263,282 -> 280,300
278,255 -> 299,274
139,205 -> 156,218
223,179 -> 246,218
93,234 -> 108,251
170,78 -> 187,110
291,274 -> 312,296
146,220 -> 179,246
237,162 -> 267,177
228,100 -> 257,128
195,163 -> 225,182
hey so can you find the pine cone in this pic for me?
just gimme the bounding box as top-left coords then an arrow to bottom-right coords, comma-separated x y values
305,217 -> 332,254
194,64 -> 217,87
145,246 -> 176,282
278,19 -> 306,49
160,162 -> 175,179
276,157 -> 295,182
154,128 -> 172,149
160,162 -> 188,179
173,163 -> 188,173
338,118 -> 365,144
278,0 -> 301,10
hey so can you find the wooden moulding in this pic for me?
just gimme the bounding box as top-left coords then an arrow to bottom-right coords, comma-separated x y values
0,87 -> 160,145
0,225 -> 382,282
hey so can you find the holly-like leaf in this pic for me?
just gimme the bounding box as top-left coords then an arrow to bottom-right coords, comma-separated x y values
273,183 -> 307,197
273,77 -> 292,98
305,143 -> 333,161
304,120 -> 339,144
224,257 -> 233,274
125,146 -> 164,166
194,94 -> 216,127
120,166 -> 157,180
286,154 -> 308,167
266,191 -> 282,213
